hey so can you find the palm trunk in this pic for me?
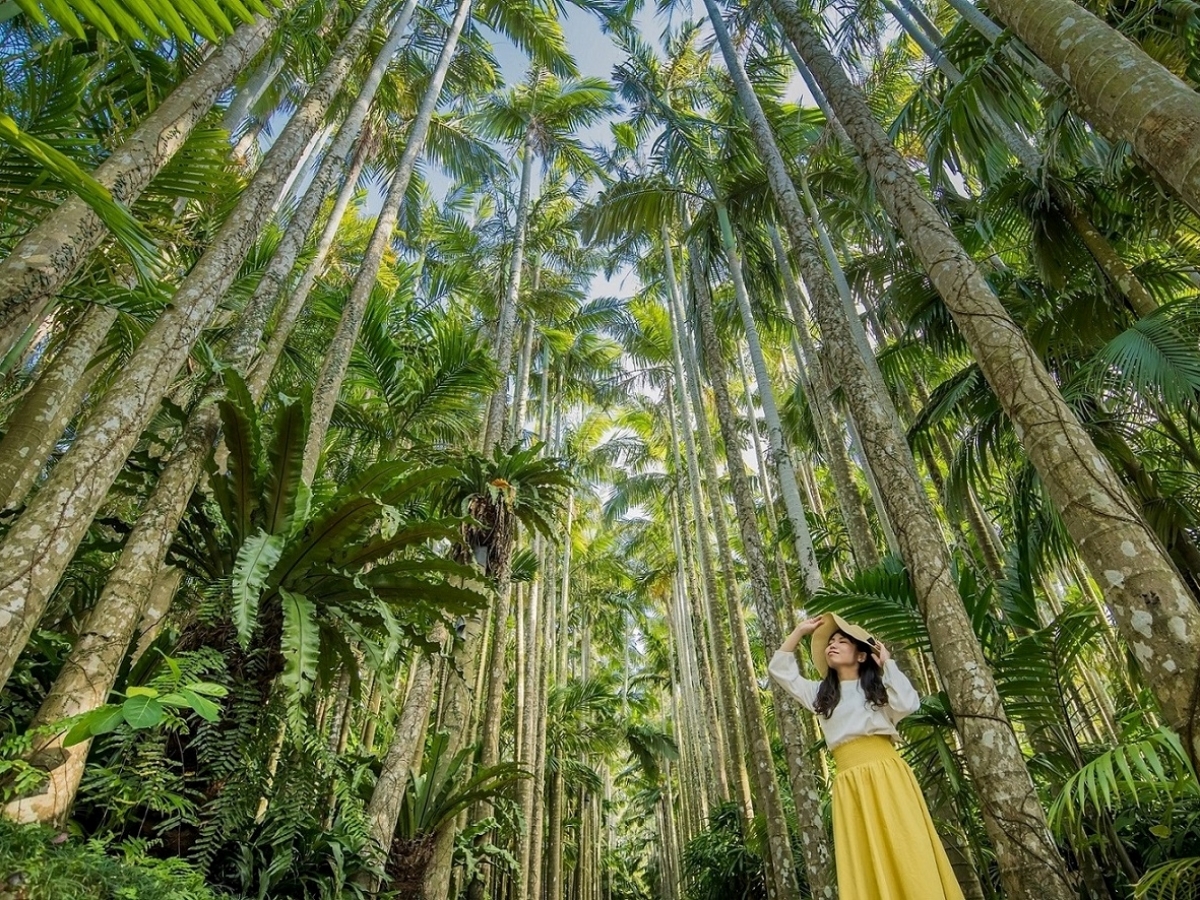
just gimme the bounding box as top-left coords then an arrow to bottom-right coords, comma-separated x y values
222,53 -> 286,137
303,0 -> 471,484
740,6 -> 1079,897
483,128 -> 536,451
688,239 -> 832,900
666,248 -> 755,818
0,304 -> 117,510
249,130 -> 370,397
713,199 -> 821,595
0,14 -> 283,357
985,0 -> 1200,218
768,226 -> 879,569
362,648 -> 440,880
0,0 -> 386,695
772,0 -> 1200,769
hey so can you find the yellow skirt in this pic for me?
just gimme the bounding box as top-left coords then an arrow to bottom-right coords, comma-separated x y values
831,736 -> 965,900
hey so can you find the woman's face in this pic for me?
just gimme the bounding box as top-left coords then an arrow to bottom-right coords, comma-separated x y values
826,631 -> 867,673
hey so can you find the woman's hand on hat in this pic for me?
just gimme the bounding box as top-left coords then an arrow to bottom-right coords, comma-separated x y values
871,640 -> 891,666
795,615 -> 824,638
780,615 -> 824,652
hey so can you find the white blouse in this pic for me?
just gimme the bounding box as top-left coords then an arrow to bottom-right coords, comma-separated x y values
768,650 -> 922,749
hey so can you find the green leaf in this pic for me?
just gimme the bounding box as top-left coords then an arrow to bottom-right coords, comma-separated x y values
121,695 -> 164,729
232,529 -> 284,648
61,706 -> 125,747
280,588 -> 318,701
0,113 -> 158,277
124,685 -> 157,698
263,398 -> 309,535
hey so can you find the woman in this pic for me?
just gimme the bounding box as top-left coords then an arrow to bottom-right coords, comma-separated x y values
769,612 -> 964,900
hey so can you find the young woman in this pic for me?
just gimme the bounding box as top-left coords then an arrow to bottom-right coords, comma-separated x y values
769,612 -> 965,900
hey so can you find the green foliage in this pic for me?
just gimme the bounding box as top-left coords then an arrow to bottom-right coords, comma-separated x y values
0,819 -> 219,900
12,0 -> 280,44
395,731 -> 528,840
681,802 -> 767,900
60,656 -> 227,748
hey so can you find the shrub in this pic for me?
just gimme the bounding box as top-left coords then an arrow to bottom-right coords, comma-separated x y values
0,820 -> 220,900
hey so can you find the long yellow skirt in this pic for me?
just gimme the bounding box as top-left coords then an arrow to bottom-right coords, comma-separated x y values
831,735 -> 965,900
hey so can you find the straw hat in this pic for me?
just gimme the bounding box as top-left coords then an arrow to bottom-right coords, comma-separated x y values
810,612 -> 877,677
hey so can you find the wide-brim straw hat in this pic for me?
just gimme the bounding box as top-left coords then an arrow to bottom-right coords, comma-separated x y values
810,613 -> 877,677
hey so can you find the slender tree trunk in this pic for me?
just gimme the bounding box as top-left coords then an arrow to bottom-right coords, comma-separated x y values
483,129 -> 536,450
0,304 -> 117,510
249,130 -> 370,397
361,647 -> 440,883
769,227 -> 878,569
303,0 -> 471,483
222,53 -> 286,138
0,13 -> 284,356
688,240 -> 833,900
713,200 -> 822,595
666,245 -> 755,818
985,0 -> 1200,218
772,0 -> 1200,768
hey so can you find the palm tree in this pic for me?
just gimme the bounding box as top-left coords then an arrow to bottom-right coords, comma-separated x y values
473,71 -> 617,450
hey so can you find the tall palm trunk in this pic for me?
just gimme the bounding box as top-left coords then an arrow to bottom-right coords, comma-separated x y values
666,251 -> 755,818
0,0 -> 387,694
713,200 -> 822,595
361,647 -> 441,879
0,14 -> 283,357
304,5 -> 468,475
768,227 -> 878,569
687,241 -> 833,900
483,128 -> 536,450
222,53 -> 286,138
303,0 -> 472,484
0,304 -> 117,510
727,6 -> 1077,897
662,232 -> 744,811
769,0 -> 1200,769
249,132 -> 370,397
984,0 -> 1200,218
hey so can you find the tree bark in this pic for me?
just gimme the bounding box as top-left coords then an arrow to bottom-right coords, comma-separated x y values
768,226 -> 878,569
713,199 -> 822,595
0,0 -> 387,695
0,304 -> 117,510
361,647 -> 440,880
0,14 -> 283,357
483,128 -> 536,451
302,0 -> 471,484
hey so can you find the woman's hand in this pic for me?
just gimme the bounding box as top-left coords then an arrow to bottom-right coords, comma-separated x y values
871,639 -> 891,667
794,615 -> 825,638
780,615 -> 824,652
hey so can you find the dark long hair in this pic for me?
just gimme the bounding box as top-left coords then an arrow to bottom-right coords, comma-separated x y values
813,630 -> 889,718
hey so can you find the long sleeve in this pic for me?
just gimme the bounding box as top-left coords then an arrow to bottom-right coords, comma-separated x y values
768,650 -> 818,711
881,659 -> 922,721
